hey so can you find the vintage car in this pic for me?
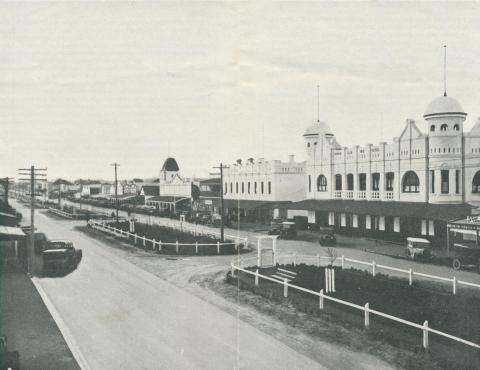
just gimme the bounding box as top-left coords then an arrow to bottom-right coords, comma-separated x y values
318,227 -> 336,246
0,336 -> 19,370
42,240 -> 82,275
451,242 -> 480,271
268,221 -> 297,239
405,237 -> 432,260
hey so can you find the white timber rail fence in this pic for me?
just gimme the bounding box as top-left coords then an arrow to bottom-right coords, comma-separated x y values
229,260 -> 480,352
265,253 -> 480,296
88,220 -> 247,254
48,207 -> 79,219
149,218 -> 248,247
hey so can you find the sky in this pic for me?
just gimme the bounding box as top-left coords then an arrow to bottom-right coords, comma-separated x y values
1,2 -> 480,182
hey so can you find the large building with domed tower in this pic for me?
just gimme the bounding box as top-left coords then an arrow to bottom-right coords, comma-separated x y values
283,93 -> 480,247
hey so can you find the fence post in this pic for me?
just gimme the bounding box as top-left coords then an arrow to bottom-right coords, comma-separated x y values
143,236 -> 146,248
134,233 -> 137,245
255,269 -> 259,286
152,238 -> 156,251
293,254 -> 297,267
319,289 -> 324,309
364,303 -> 370,328
372,260 -> 376,277
409,268 -> 413,286
316,254 -> 320,267
423,320 -> 429,349
235,238 -> 238,251
159,240 -> 162,252
332,268 -> 336,293
284,279 -> 288,297
325,268 -> 329,293
453,276 -> 457,295
217,241 -> 220,254
341,255 -> 345,270
240,257 -> 243,268
231,262 -> 235,277
176,241 -> 179,254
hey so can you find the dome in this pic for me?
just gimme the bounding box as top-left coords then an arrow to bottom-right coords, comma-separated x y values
161,157 -> 179,172
424,95 -> 466,118
303,120 -> 333,137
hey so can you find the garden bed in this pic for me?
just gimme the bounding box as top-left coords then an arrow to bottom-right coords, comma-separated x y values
228,264 -> 480,369
94,221 -> 247,256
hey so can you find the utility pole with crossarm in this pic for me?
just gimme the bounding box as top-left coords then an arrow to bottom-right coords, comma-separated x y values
18,166 -> 47,275
213,163 -> 229,242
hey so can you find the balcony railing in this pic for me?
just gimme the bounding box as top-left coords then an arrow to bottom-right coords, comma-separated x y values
370,191 -> 380,200
383,191 -> 394,200
357,191 -> 366,200
344,190 -> 354,199
334,191 -> 342,199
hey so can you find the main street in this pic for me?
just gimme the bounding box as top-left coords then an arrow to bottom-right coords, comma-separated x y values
14,200 -> 395,370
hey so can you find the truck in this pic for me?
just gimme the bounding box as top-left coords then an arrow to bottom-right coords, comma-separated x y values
42,240 -> 82,275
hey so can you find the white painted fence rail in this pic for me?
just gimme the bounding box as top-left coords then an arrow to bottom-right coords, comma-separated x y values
88,220 -> 245,254
264,253 -> 480,295
48,207 -> 77,219
230,263 -> 480,351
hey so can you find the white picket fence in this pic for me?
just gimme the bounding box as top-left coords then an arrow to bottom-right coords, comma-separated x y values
230,262 -> 480,351
88,221 -> 246,254
253,253 -> 480,296
48,207 -> 79,219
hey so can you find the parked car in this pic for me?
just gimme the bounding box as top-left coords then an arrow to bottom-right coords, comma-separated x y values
451,242 -> 480,271
319,227 -> 336,246
0,336 -> 19,370
268,221 -> 297,239
42,240 -> 82,275
405,237 -> 432,261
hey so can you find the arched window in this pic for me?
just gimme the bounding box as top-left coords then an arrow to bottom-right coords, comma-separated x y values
335,174 -> 342,191
317,175 -> 327,192
453,124 -> 460,131
346,174 -> 354,191
430,125 -> 435,132
402,171 -> 420,193
472,171 -> 480,193
440,124 -> 448,131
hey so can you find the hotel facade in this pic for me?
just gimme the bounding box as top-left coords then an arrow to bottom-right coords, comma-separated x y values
284,94 -> 480,245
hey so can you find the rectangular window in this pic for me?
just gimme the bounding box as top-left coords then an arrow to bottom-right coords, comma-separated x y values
379,216 -> 385,231
365,215 -> 371,229
230,182 -> 233,193
393,217 -> 400,232
372,173 -> 380,191
241,182 -> 244,194
386,172 -> 394,191
261,182 -> 264,194
308,175 -> 311,193
359,174 -> 367,191
247,182 -> 250,194
421,219 -> 427,235
428,220 -> 435,236
352,214 -> 358,228
236,182 -> 238,193
224,182 -> 227,194
254,182 -> 257,194
430,170 -> 435,193
441,170 -> 449,194
455,170 -> 460,194
340,213 -> 346,227
328,212 -> 335,226
268,181 -> 271,194
335,174 -> 342,190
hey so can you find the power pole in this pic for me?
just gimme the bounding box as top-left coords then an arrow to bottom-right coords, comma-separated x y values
18,166 -> 47,275
0,177 -> 14,206
111,163 -> 120,224
213,163 -> 229,242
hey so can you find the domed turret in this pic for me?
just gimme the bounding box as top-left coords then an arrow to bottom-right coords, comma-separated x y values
424,95 -> 466,119
303,120 -> 333,137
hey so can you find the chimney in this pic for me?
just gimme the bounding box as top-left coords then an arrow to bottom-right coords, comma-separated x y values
236,159 -> 242,165
289,154 -> 295,163
248,157 -> 254,164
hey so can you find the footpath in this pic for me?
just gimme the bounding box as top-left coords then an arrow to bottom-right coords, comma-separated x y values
0,263 -> 80,370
